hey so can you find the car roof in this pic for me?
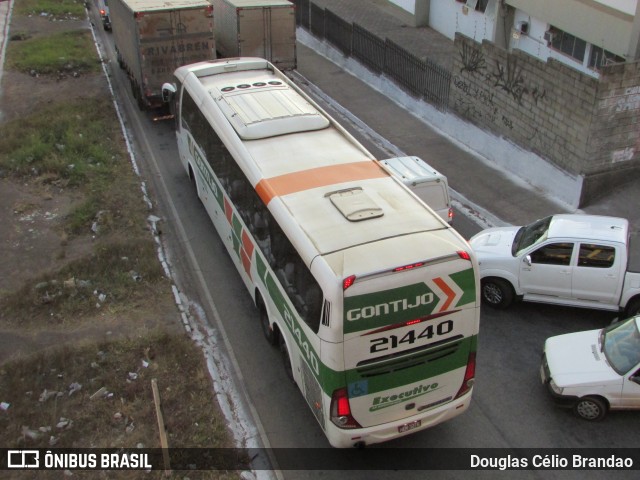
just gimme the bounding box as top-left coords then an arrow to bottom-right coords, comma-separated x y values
548,214 -> 628,244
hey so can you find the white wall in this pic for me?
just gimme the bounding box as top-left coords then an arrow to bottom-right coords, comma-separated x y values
509,10 -> 600,78
389,0 -> 416,14
430,1 -> 497,43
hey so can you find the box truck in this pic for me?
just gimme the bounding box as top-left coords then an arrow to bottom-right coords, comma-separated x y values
211,0 -> 296,70
109,0 -> 216,116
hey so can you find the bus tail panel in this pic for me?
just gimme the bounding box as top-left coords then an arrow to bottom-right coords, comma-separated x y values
341,256 -> 478,429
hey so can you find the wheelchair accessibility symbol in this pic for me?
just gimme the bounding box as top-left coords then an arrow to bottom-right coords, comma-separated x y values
348,380 -> 368,398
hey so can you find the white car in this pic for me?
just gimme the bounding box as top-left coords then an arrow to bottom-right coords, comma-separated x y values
541,315 -> 640,420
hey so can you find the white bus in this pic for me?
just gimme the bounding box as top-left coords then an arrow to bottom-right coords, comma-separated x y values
162,58 -> 480,448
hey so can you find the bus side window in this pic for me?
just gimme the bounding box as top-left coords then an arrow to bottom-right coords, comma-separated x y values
303,285 -> 322,332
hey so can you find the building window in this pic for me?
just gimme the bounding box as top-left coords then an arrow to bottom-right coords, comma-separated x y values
589,46 -> 625,70
464,0 -> 490,12
548,26 -> 586,62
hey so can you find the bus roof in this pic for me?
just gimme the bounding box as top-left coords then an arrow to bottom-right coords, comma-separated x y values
177,59 -> 453,271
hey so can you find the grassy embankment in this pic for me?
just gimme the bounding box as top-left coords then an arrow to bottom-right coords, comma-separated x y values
0,2 -> 243,475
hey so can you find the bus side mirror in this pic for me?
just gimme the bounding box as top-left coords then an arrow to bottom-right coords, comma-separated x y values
162,83 -> 176,103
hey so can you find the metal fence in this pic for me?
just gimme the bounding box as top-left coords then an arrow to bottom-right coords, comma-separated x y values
325,10 -> 352,58
352,24 -> 385,74
293,0 -> 451,111
309,3 -> 325,38
297,0 -> 310,29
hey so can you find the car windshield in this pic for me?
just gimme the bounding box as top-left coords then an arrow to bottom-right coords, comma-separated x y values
602,317 -> 640,375
511,216 -> 552,256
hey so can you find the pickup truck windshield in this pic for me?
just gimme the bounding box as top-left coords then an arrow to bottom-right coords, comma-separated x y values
511,216 -> 552,256
603,317 -> 640,375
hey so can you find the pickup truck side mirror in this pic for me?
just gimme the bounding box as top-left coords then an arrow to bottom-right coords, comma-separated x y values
523,255 -> 532,267
161,83 -> 176,103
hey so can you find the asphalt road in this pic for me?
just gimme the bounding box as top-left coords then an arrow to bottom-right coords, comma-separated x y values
88,7 -> 639,478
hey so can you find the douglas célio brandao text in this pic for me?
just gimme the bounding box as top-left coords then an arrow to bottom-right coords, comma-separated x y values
470,454 -> 634,470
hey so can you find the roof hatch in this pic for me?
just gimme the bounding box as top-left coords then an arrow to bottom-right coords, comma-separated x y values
326,187 -> 384,222
213,80 -> 329,140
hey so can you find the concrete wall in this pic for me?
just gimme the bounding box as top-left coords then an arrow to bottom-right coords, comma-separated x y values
450,34 -> 640,205
583,61 -> 640,204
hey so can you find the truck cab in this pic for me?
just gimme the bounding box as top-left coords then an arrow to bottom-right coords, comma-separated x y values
469,214 -> 640,315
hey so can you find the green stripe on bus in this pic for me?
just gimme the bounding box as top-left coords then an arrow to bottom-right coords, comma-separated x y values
451,269 -> 476,306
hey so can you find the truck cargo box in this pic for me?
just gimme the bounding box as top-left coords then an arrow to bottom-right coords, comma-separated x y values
212,0 -> 296,70
110,0 -> 215,113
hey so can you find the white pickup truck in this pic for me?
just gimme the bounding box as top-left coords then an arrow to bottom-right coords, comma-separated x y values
469,214 -> 640,316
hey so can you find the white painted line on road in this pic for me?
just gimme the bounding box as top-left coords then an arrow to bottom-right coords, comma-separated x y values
0,0 -> 14,121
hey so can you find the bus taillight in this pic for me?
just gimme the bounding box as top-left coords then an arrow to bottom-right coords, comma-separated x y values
393,261 -> 425,272
330,388 -> 361,429
457,250 -> 471,261
343,275 -> 356,290
454,351 -> 476,399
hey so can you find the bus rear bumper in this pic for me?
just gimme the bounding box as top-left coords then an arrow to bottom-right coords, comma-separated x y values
325,390 -> 472,448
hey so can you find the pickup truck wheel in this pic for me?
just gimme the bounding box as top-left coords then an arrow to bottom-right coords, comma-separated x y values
624,297 -> 640,317
481,278 -> 513,308
574,396 -> 607,421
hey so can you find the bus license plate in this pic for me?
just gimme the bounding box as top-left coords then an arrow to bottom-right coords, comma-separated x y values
398,420 -> 421,433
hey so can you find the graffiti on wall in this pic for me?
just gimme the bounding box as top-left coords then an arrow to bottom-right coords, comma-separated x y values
459,42 -> 487,74
492,58 -> 546,106
457,43 -> 546,107
614,86 -> 640,113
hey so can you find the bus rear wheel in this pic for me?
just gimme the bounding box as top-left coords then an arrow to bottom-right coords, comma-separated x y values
280,335 -> 294,383
260,305 -> 277,346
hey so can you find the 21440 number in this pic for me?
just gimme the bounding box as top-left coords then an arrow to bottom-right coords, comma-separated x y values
369,319 -> 454,353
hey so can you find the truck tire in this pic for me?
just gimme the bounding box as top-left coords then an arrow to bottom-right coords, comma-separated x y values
624,297 -> 640,317
574,396 -> 607,421
481,278 -> 514,309
116,51 -> 124,69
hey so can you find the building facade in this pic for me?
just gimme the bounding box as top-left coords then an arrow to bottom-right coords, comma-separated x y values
386,0 -> 640,205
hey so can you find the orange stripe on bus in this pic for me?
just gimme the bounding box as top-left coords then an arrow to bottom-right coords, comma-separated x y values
224,197 -> 233,224
241,230 -> 254,259
255,161 -> 388,205
434,277 -> 456,312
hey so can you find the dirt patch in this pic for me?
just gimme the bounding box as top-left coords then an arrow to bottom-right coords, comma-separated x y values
0,178 -> 89,294
0,69 -> 108,122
